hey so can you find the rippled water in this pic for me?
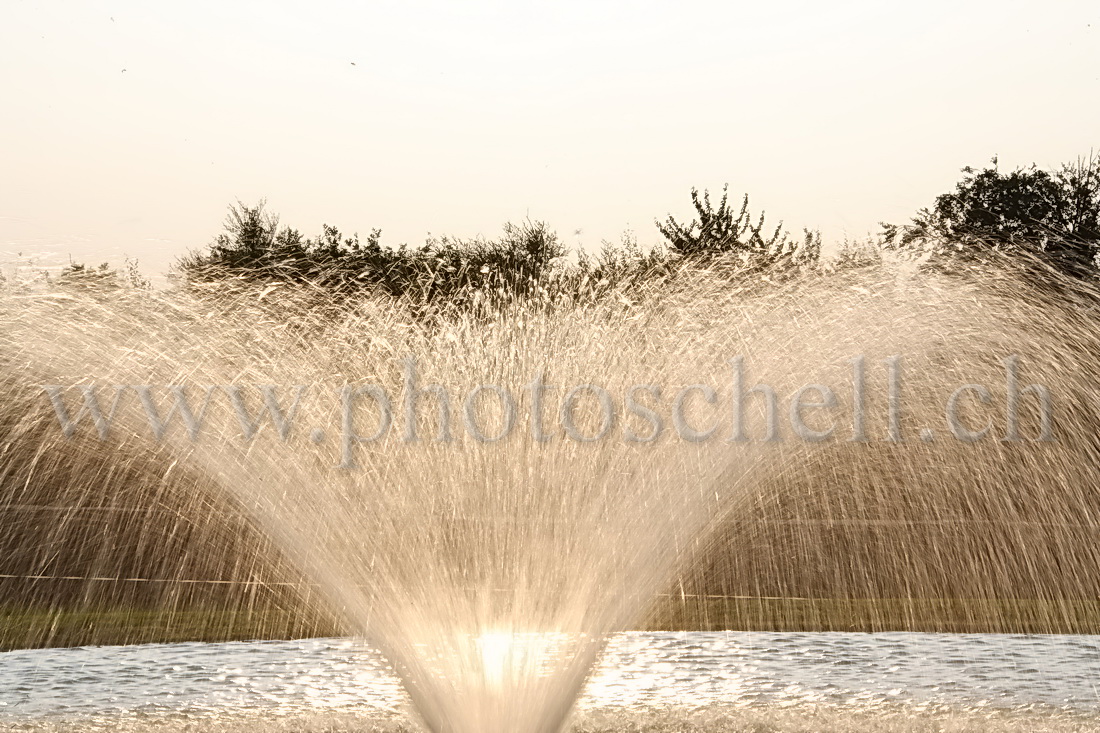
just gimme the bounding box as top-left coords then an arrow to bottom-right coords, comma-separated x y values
2,632 -> 1099,731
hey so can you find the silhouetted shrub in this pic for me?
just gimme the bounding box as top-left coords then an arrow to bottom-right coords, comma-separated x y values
176,202 -> 571,312
57,262 -> 121,289
656,185 -> 820,272
55,259 -> 150,291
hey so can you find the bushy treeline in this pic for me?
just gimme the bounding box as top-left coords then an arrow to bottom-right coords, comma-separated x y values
169,185 -> 822,312
176,207 -> 575,308
171,152 -> 1100,304
32,151 -> 1100,306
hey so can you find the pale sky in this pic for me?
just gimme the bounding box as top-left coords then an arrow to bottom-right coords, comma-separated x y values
2,1 -> 1098,279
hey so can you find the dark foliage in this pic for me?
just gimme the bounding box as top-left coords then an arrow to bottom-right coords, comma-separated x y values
884,155 -> 1100,278
56,259 -> 150,291
539,230 -> 675,306
655,185 -> 819,271
57,262 -> 121,289
176,189 -> 821,314
175,201 -> 568,309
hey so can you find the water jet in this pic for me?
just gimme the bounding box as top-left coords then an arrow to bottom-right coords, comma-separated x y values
2,262 -> 1099,731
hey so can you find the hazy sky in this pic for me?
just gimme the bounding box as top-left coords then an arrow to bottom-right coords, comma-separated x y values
2,1 -> 1098,278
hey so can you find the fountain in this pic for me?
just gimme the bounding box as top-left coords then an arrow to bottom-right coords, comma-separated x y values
2,259 -> 1098,731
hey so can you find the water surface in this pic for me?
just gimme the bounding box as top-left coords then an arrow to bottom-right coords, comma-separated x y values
2,631 -> 1098,731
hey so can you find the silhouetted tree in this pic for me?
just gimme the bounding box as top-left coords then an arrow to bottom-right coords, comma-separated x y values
884,155 -> 1100,278
656,185 -> 818,271
176,200 -> 382,284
